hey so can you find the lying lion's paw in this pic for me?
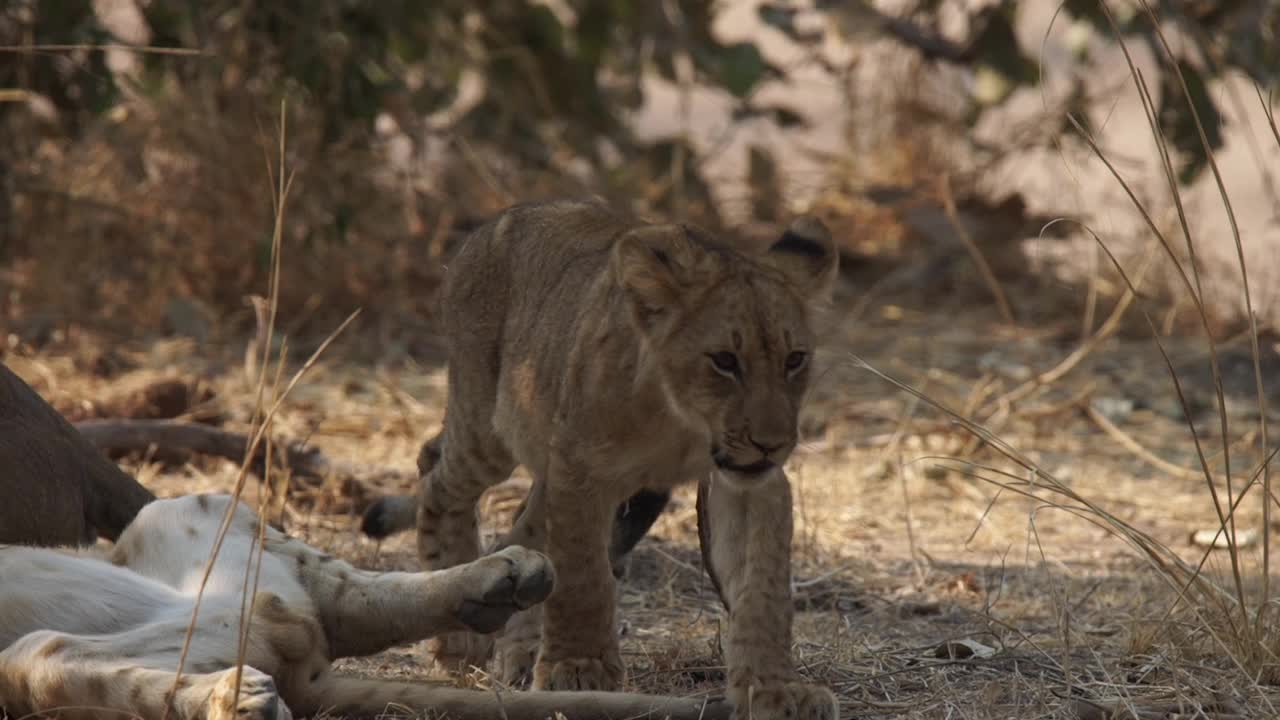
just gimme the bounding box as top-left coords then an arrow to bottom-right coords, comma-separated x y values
207,666 -> 292,720
455,546 -> 555,633
532,653 -> 625,691
735,682 -> 837,720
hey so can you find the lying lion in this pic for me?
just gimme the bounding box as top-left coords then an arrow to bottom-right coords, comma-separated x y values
0,361 -> 730,719
0,493 -> 731,719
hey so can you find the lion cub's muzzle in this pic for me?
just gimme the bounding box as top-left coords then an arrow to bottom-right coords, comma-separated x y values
711,440 -> 794,479
713,453 -> 776,476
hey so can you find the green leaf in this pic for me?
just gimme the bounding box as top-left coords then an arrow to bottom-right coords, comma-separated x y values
758,3 -> 823,43
521,4 -> 565,54
707,42 -> 775,98
969,4 -> 1038,88
1063,78 -> 1094,139
1063,0 -> 1148,37
732,103 -> 809,128
1062,0 -> 1111,33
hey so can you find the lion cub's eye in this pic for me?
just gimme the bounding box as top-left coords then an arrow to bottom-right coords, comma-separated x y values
785,351 -> 808,374
708,351 -> 741,377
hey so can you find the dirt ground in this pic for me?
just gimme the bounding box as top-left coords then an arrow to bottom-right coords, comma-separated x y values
7,272 -> 1280,719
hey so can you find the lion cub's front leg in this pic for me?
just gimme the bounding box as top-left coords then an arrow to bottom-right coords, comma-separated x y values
698,470 -> 838,720
531,466 -> 625,691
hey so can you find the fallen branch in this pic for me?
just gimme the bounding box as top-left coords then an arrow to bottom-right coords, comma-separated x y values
1083,404 -> 1202,481
73,419 -> 413,494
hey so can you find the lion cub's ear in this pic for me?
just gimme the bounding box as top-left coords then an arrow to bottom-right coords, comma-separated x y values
764,216 -> 839,303
612,224 -> 706,332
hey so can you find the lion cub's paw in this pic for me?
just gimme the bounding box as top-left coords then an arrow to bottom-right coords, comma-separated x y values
792,683 -> 839,720
455,546 -> 556,634
532,654 -> 625,691
494,609 -> 542,687
736,682 -> 837,720
426,632 -> 495,675
207,666 -> 292,720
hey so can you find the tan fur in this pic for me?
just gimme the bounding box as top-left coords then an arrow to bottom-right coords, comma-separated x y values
0,494 -> 733,720
374,200 -> 839,718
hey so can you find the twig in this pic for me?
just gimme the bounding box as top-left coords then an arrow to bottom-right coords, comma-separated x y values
1084,399 -> 1203,481
981,234 -> 1159,415
939,174 -> 1015,325
0,43 -> 208,56
73,418 -> 411,490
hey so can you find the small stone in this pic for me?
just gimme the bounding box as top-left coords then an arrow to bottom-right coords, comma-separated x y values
1090,396 -> 1134,423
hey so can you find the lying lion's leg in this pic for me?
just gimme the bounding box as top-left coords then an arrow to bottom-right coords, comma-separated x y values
263,533 -> 553,660
0,630 -> 288,720
697,470 -> 838,720
531,467 -> 625,691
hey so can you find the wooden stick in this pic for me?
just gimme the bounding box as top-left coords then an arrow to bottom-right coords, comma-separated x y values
73,418 -> 411,489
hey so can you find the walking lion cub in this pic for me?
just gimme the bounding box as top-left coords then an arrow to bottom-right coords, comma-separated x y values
364,199 -> 840,720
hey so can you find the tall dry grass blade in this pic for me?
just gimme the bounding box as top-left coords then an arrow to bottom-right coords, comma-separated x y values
851,363 -> 1227,612
982,225 -> 1157,414
162,102 -> 293,720
1085,225 -> 1250,634
1253,86 -> 1280,152
1137,0 -> 1272,622
233,347 -> 290,711
1063,110 -> 1251,631
252,100 -> 294,427
1094,2 -> 1251,633
938,459 -> 1267,684
163,100 -> 363,717
163,309 -> 359,716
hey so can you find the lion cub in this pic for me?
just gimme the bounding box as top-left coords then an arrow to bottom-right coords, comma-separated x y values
367,199 -> 839,720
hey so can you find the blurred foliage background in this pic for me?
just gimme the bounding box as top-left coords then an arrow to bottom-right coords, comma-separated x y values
2,0 -> 1277,353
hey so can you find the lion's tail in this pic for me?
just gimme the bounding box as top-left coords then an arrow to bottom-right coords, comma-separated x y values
306,675 -> 733,720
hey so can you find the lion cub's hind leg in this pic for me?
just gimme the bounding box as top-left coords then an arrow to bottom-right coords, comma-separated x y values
487,478 -> 549,687
489,483 -> 671,688
416,426 -> 516,571
415,411 -> 517,672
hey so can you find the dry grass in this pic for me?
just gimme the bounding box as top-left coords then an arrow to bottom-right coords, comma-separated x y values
3,81 -> 447,348
9,290 -> 1280,719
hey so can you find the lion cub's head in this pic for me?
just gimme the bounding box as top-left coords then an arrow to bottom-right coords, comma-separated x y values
611,217 -> 838,483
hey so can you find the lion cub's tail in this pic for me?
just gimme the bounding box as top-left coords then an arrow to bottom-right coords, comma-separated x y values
360,432 -> 443,538
307,676 -> 733,720
360,493 -> 418,538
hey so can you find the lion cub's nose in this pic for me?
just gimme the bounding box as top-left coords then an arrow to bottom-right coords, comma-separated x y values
749,435 -> 788,457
